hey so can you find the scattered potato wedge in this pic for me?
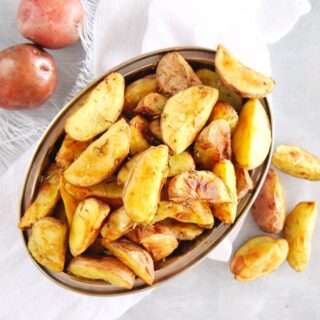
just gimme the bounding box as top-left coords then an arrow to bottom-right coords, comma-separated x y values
100,207 -> 134,241
235,164 -> 253,199
230,236 -> 288,281
194,120 -> 231,169
117,154 -> 140,186
156,52 -> 202,96
284,201 -> 317,272
129,115 -> 150,155
134,93 -> 167,117
160,219 -> 204,240
68,256 -> 135,289
69,198 -> 110,256
212,160 -> 237,224
161,86 -> 219,154
215,45 -> 275,98
102,238 -> 155,285
56,135 -> 91,169
28,217 -> 67,272
272,145 -> 320,181
168,152 -> 195,177
252,169 -> 286,233
168,170 -> 231,203
123,145 -> 169,223
196,68 -> 220,87
149,118 -> 162,141
19,164 -> 61,229
232,99 -> 271,170
65,73 -> 125,141
64,119 -> 130,187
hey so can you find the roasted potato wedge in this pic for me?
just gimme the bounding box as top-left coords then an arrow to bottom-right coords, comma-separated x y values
56,135 -> 91,169
207,101 -> 239,133
124,75 -> 157,114
284,201 -> 317,272
168,170 -> 231,203
218,86 -> 243,111
212,160 -> 237,224
152,200 -> 214,228
69,198 -> 110,256
235,164 -> 253,199
64,119 -> 130,187
123,145 -> 169,223
68,256 -> 135,289
156,52 -> 202,96
19,164 -> 60,229
161,86 -> 219,154
272,145 -> 320,181
230,236 -> 288,281
28,217 -> 67,272
117,154 -> 140,186
134,93 -> 167,117
100,207 -> 134,241
168,151 -> 195,177
102,238 -> 154,285
160,219 -> 204,240
196,68 -> 220,87
149,118 -> 162,141
129,115 -> 150,155
252,169 -> 286,233
232,99 -> 271,170
65,73 -> 125,141
194,120 -> 231,169
215,45 -> 275,98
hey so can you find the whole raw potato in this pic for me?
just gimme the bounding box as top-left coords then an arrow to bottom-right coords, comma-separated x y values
0,44 -> 57,110
18,0 -> 84,49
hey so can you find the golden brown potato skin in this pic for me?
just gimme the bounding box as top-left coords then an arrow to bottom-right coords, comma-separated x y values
235,164 -> 253,200
230,236 -> 288,281
129,115 -> 150,155
19,164 -> 61,229
28,217 -> 67,272
284,202 -> 317,272
134,93 -> 167,117
156,52 -> 202,96
272,145 -> 320,181
196,68 -> 220,87
149,119 -> 162,141
168,152 -> 195,177
194,120 -> 231,170
68,256 -> 135,289
252,169 -> 286,233
160,219 -> 204,240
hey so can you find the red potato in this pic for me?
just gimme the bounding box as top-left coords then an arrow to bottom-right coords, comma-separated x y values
18,0 -> 84,49
0,44 -> 57,110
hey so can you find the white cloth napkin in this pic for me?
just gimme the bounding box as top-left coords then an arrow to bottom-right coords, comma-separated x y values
0,0 -> 310,319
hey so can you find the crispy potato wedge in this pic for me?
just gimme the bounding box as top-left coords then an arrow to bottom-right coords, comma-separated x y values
284,202 -> 317,272
272,145 -> 320,181
28,217 -> 67,272
56,135 -> 91,169
117,154 -> 140,186
69,198 -> 110,256
230,236 -> 288,281
59,176 -> 80,226
124,75 -> 157,114
64,119 -> 130,187
161,86 -> 219,154
156,52 -> 202,96
134,93 -> 167,117
212,160 -> 237,224
196,68 -> 220,87
125,230 -> 141,243
232,99 -> 271,170
168,151 -> 195,177
65,73 -> 125,141
123,145 -> 169,223
160,219 -> 204,240
194,120 -> 231,169
19,164 -> 60,229
252,169 -> 286,233
100,207 -> 134,241
207,101 -> 239,133
152,200 -> 214,228
68,256 -> 135,289
215,45 -> 275,98
168,170 -> 231,203
235,164 -> 253,199
102,238 -> 155,285
149,118 -> 162,141
129,115 -> 150,155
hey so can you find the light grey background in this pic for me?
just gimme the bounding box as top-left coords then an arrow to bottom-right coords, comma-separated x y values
1,0 -> 319,319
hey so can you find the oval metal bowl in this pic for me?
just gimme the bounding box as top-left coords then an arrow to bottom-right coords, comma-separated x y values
19,47 -> 274,296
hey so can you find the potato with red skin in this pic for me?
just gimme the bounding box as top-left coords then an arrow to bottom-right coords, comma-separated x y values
0,44 -> 57,110
18,0 -> 84,49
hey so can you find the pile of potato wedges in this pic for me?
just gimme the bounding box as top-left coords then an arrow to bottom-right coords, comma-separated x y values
19,44 -> 319,289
